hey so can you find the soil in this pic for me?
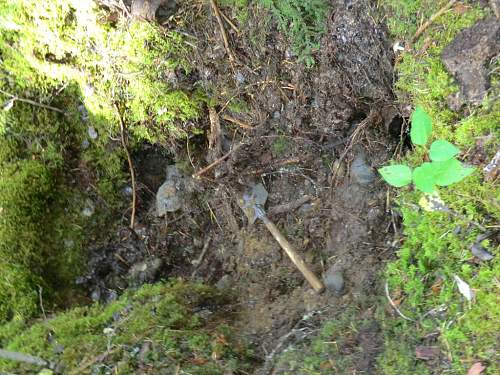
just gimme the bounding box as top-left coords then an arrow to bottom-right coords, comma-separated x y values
80,0 -> 407,373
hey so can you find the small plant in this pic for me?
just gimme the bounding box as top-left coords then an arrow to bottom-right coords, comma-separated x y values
378,106 -> 474,193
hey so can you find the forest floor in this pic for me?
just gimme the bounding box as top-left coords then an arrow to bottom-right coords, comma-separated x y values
0,0 -> 498,374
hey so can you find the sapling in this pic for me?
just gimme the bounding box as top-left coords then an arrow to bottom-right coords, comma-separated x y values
378,106 -> 474,193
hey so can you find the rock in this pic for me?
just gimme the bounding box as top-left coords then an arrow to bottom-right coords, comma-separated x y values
82,198 -> 95,217
323,266 -> 345,294
156,165 -> 189,216
483,150 -> 500,182
441,18 -> 500,105
87,126 -> 98,140
351,152 -> 375,185
81,139 -> 90,150
216,275 -> 233,290
78,104 -> 89,121
131,0 -> 176,21
235,71 -> 245,84
471,243 -> 494,261
491,0 -> 500,19
128,257 -> 163,285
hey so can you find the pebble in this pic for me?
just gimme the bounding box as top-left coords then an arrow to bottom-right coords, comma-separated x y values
156,165 -> 184,215
351,152 -> 375,185
128,257 -> 163,285
471,243 -> 494,261
82,199 -> 95,217
323,266 -> 345,294
235,71 -> 245,84
87,126 -> 98,140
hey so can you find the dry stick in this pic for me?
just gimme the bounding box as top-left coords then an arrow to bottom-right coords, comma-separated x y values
191,235 -> 212,277
385,281 -> 415,322
114,104 -> 137,229
267,195 -> 313,218
0,89 -> 64,114
220,10 -> 240,35
0,349 -> 49,368
210,0 -> 235,62
222,114 -> 253,129
192,143 -> 242,179
37,286 -> 47,320
410,0 -> 457,45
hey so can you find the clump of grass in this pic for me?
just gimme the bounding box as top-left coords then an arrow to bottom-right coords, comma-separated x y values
260,0 -> 330,66
376,1 -> 499,374
0,281 -> 256,374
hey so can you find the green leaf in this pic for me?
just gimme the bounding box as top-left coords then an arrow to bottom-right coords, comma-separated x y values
434,159 -> 475,186
378,165 -> 412,187
410,106 -> 432,146
429,140 -> 460,161
413,163 -> 437,193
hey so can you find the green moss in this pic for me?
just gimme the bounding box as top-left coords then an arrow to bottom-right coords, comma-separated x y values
377,1 -> 499,374
0,281 -> 255,374
260,0 -> 330,66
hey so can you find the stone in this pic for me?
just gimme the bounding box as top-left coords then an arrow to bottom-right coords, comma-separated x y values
441,18 -> 500,104
351,152 -> 375,185
87,126 -> 98,140
156,165 -> 188,216
323,266 -> 345,294
128,257 -> 163,285
471,243 -> 494,261
82,198 -> 95,217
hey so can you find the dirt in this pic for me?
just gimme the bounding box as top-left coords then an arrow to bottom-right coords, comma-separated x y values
79,0 -> 405,373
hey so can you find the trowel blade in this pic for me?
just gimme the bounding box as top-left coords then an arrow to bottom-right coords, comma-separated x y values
240,183 -> 268,224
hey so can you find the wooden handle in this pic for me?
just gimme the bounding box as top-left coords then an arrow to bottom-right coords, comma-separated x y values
261,215 -> 325,293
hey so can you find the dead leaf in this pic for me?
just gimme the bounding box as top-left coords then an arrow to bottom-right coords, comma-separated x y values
430,278 -> 444,295
415,345 -> 440,360
454,275 -> 475,301
467,362 -> 486,375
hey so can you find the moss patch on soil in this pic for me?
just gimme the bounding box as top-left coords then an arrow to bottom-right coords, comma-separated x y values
0,0 -> 205,322
0,281 -> 255,374
376,1 -> 499,374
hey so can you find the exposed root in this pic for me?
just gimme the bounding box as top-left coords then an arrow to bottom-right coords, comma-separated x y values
114,103 -> 137,230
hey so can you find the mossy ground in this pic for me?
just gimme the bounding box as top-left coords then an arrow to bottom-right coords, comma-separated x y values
0,281 -> 255,374
1,0 -> 498,374
0,0 -> 205,322
376,1 -> 499,374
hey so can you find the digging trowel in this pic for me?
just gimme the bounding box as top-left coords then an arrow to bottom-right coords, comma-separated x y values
239,183 -> 325,293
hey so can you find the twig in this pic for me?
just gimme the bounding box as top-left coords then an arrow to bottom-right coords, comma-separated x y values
0,349 -> 49,367
222,114 -> 253,129
114,103 -> 137,229
210,0 -> 235,62
220,10 -> 240,35
410,0 -> 457,45
119,0 -> 131,17
37,286 -> 47,320
385,281 -> 415,322
208,107 -> 222,162
192,143 -> 242,179
0,89 -> 64,114
191,235 -> 212,277
69,347 -> 118,375
268,195 -> 313,217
